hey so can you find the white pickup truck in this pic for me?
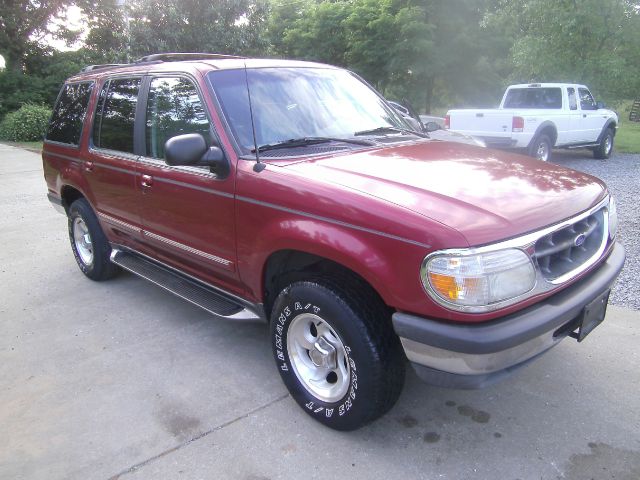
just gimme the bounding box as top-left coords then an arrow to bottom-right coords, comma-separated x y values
445,83 -> 618,161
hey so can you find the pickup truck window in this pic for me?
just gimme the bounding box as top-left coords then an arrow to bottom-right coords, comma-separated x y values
567,88 -> 577,110
503,87 -> 562,109
579,88 -> 597,110
46,82 -> 94,146
208,68 -> 405,154
93,78 -> 141,153
145,77 -> 210,159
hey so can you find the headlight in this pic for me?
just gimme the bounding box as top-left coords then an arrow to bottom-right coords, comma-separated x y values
421,248 -> 536,312
608,196 -> 617,239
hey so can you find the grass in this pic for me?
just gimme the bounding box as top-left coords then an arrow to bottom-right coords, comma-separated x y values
0,140 -> 43,152
615,122 -> 640,154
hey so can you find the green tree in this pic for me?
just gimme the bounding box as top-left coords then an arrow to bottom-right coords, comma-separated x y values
0,0 -> 78,72
485,0 -> 640,101
126,0 -> 269,59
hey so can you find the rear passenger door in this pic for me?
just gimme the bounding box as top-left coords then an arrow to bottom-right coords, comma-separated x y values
135,75 -> 240,290
86,77 -> 144,246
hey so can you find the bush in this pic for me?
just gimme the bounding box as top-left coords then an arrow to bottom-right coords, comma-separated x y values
0,104 -> 52,142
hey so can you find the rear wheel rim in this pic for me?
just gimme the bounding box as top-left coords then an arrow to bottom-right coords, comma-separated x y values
604,135 -> 612,155
287,313 -> 350,403
73,217 -> 94,266
536,141 -> 549,161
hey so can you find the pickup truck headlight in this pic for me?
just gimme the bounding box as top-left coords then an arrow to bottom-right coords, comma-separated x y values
608,196 -> 617,239
421,248 -> 536,312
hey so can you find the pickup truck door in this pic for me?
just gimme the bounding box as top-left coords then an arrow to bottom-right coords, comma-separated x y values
135,75 -> 241,291
577,88 -> 606,143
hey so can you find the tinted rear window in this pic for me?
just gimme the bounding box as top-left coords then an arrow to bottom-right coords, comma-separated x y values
93,78 -> 141,153
46,82 -> 94,145
503,88 -> 562,109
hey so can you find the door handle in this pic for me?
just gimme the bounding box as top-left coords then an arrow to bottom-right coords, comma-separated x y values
141,174 -> 153,188
583,114 -> 587,118
84,161 -> 94,172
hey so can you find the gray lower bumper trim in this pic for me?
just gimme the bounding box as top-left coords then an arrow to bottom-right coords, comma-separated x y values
392,243 -> 625,355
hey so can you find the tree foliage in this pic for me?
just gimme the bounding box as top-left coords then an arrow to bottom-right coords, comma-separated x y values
0,0 -> 639,122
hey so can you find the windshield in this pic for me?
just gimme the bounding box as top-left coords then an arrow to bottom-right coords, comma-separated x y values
503,87 -> 563,109
207,67 -> 409,154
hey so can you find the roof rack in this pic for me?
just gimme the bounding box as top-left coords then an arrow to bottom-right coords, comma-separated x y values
134,53 -> 245,63
78,53 -> 243,75
80,63 -> 127,73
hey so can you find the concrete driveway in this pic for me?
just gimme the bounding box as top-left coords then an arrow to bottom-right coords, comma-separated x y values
1,143 -> 639,480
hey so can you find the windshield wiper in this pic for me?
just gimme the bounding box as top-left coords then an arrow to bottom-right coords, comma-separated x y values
252,136 -> 374,153
354,126 -> 429,138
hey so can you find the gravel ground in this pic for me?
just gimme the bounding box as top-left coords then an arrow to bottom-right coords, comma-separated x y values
552,149 -> 639,310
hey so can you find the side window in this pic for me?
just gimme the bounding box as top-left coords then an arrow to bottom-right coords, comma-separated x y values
145,77 -> 210,159
567,88 -> 577,111
579,88 -> 596,111
93,78 -> 141,153
46,82 -> 94,145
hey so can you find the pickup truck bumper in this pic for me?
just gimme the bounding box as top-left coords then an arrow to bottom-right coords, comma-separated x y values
392,243 -> 625,389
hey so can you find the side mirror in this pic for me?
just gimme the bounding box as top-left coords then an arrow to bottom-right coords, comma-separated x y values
596,101 -> 606,109
164,133 -> 229,177
424,121 -> 441,132
165,133 -> 207,166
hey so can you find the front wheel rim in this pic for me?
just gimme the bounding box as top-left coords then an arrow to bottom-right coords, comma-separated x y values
287,313 -> 350,403
73,217 -> 94,266
604,135 -> 612,155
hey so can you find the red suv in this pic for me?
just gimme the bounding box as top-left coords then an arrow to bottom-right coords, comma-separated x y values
43,53 -> 625,430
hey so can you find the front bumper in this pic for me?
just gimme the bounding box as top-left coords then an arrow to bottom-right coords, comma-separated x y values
392,243 -> 625,389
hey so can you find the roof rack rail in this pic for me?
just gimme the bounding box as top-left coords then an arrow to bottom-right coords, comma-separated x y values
134,53 -> 245,63
81,63 -> 127,73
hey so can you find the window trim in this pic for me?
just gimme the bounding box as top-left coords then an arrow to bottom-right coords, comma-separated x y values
44,80 -> 96,149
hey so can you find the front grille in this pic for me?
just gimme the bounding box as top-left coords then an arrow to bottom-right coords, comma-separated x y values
534,208 -> 606,281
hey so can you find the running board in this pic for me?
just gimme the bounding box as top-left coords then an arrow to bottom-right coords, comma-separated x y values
110,249 -> 263,321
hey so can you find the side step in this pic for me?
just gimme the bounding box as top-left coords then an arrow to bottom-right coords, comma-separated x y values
110,249 -> 263,321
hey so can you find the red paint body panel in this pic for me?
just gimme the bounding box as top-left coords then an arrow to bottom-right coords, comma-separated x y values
43,59 -> 613,325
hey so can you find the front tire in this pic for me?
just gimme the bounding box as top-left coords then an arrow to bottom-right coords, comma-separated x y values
68,198 -> 119,281
270,279 -> 405,431
528,134 -> 552,161
593,128 -> 614,159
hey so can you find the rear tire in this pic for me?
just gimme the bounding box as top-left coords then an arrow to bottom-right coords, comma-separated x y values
68,198 -> 119,281
593,128 -> 614,159
528,134 -> 552,161
270,278 -> 405,431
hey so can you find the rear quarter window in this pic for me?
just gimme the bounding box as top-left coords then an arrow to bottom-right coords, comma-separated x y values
46,82 -> 94,145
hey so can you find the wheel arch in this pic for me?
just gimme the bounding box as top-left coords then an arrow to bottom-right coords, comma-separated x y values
528,121 -> 558,148
262,248 -> 392,319
60,184 -> 87,213
596,119 -> 618,143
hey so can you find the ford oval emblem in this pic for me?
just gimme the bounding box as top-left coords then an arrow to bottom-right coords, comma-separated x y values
574,234 -> 586,247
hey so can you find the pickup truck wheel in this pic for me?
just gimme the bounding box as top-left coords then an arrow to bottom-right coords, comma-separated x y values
593,128 -> 614,159
270,279 -> 405,431
68,198 -> 119,281
528,134 -> 552,161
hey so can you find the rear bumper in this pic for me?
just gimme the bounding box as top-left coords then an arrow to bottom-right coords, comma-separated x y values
392,243 -> 625,389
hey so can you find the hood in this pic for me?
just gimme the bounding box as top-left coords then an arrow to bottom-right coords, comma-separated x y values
284,141 -> 607,246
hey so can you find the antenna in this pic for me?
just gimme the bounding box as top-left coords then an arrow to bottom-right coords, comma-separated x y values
243,62 -> 266,173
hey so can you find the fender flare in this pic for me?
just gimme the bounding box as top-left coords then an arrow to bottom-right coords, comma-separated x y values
596,119 -> 617,144
527,121 -> 558,149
